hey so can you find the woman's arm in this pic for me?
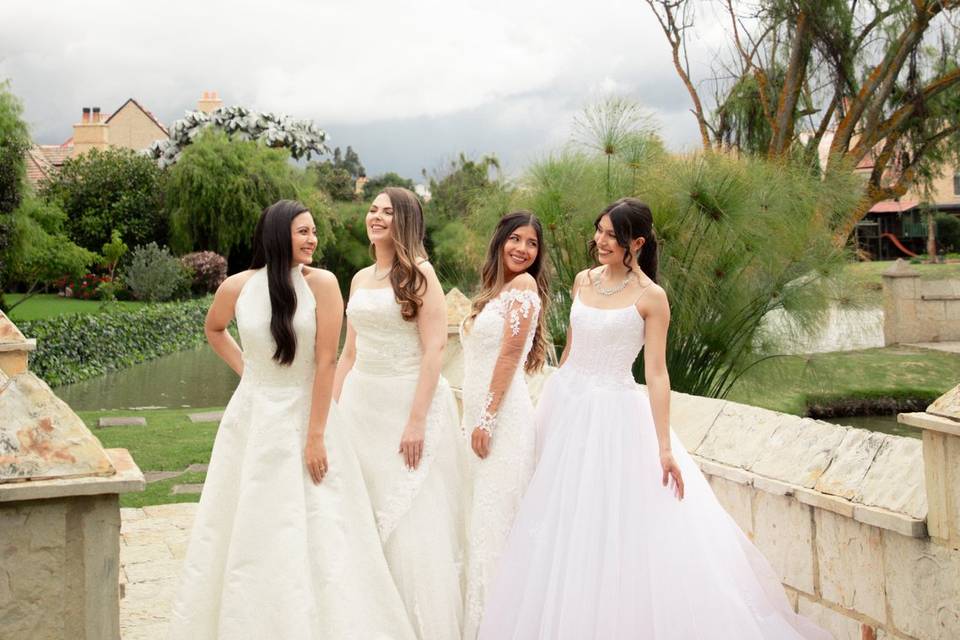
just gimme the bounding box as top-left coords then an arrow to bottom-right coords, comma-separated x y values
400,262 -> 447,470
204,272 -> 252,376
558,270 -> 587,367
471,274 -> 539,459
303,269 -> 344,485
332,272 -> 360,401
641,286 -> 683,500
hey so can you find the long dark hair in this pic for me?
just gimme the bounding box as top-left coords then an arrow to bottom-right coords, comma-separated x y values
371,187 -> 428,321
589,197 -> 658,282
466,211 -> 550,372
250,199 -> 311,365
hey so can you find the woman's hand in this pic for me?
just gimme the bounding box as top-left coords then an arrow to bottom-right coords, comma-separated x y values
304,435 -> 328,485
399,419 -> 426,469
471,427 -> 491,459
660,450 -> 685,501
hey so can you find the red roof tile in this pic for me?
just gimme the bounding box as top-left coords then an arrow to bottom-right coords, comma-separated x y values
870,199 -> 919,214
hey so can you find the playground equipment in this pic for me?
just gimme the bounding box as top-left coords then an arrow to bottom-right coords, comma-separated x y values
881,232 -> 919,257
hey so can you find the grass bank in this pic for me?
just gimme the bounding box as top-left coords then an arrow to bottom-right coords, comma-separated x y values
838,261 -> 960,306
5,293 -> 146,322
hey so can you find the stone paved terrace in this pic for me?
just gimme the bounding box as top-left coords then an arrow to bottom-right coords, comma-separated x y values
120,504 -> 196,640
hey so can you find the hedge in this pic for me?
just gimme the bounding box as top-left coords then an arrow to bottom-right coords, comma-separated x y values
20,298 -> 212,387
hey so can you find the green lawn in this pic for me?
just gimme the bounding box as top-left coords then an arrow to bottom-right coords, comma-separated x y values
5,293 -> 146,322
727,344 -> 960,415
120,471 -> 207,509
837,261 -> 960,306
79,406 -> 220,472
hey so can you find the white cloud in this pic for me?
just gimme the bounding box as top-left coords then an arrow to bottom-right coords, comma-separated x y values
1,0 -> 728,177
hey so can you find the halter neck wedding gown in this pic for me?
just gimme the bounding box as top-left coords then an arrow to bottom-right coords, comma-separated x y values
168,267 -> 415,640
477,292 -> 830,639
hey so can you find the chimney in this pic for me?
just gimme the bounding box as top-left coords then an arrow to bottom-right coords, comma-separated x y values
196,90 -> 223,114
72,103 -> 110,157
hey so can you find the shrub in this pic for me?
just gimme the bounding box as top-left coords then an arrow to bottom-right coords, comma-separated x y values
181,251 -> 227,294
20,298 -> 210,387
58,273 -> 113,300
40,147 -> 167,253
123,243 -> 190,302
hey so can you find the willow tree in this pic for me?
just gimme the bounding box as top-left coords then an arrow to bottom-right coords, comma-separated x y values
645,0 -> 960,244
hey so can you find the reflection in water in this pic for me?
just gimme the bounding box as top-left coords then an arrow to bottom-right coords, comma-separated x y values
55,345 -> 239,411
821,414 -> 920,439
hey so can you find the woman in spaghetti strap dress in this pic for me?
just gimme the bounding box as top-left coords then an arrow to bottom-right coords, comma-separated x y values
168,200 -> 415,640
477,198 -> 830,639
333,187 -> 465,639
460,211 -> 550,639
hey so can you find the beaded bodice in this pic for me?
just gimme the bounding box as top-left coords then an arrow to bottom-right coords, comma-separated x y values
347,287 -> 423,377
562,293 -> 645,389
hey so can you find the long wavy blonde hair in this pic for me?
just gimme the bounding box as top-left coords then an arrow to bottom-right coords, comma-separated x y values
371,187 -> 428,321
465,211 -> 550,373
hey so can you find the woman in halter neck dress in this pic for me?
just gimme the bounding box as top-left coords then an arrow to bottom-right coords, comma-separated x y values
168,200 -> 415,640
333,187 -> 465,640
477,198 -> 829,640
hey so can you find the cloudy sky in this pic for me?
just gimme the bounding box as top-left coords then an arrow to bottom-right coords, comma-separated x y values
1,0 -> 727,180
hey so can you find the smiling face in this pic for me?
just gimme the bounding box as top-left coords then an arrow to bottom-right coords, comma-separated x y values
593,213 -> 643,267
366,192 -> 395,245
290,211 -> 318,265
501,224 -> 539,276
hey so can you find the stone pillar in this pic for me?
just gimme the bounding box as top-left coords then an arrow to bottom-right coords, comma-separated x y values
899,386 -> 960,550
882,258 -> 920,346
0,310 -> 36,375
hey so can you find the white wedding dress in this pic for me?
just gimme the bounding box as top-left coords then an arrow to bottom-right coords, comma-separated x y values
477,292 -> 831,639
167,267 -> 416,640
460,287 -> 540,640
339,286 -> 466,640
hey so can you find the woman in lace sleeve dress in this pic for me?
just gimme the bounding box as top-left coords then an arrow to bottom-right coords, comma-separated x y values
460,211 -> 550,640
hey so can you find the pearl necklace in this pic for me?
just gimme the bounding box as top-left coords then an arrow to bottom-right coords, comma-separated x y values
592,266 -> 634,296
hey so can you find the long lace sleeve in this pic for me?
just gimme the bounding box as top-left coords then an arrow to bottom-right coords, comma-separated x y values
476,286 -> 541,435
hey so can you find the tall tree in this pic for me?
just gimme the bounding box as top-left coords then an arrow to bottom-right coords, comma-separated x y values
0,80 -> 31,310
645,0 -> 960,244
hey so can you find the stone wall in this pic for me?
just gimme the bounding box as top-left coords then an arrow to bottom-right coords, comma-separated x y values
883,259 -> 960,345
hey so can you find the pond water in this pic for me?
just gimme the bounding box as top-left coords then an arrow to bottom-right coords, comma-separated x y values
55,345 -> 238,411
821,414 -> 920,439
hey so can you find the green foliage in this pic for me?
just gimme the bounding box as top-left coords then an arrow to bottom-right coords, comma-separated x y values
427,153 -> 501,223
0,80 -> 31,310
40,147 -> 167,253
310,162 -> 356,201
122,243 -> 190,302
466,144 -> 859,398
180,251 -> 227,294
101,229 -> 128,279
363,172 -> 414,199
936,214 -> 960,253
323,201 -> 373,294
165,130 -> 333,258
5,196 -> 98,300
19,297 -> 211,387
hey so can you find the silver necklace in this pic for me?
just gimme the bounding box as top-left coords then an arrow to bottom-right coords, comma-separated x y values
373,263 -> 392,280
592,267 -> 633,296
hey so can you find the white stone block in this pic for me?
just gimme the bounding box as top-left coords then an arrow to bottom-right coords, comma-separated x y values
796,597 -> 869,640
814,429 -> 886,500
855,436 -> 926,520
707,475 -> 753,538
670,391 -> 725,452
883,530 -> 960,640
752,491 -> 815,593
815,510 -> 886,622
696,402 -> 788,469
750,418 -> 847,488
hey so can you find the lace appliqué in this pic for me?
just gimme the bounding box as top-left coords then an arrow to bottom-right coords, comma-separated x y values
503,288 -> 539,336
477,392 -> 497,435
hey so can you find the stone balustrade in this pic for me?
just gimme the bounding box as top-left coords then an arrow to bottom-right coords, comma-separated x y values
884,258 -> 960,345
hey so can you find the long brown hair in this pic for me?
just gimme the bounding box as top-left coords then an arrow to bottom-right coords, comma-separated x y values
466,211 -> 550,373
372,187 -> 428,321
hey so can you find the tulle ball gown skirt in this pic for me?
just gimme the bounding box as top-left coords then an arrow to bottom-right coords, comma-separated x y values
477,368 -> 830,640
